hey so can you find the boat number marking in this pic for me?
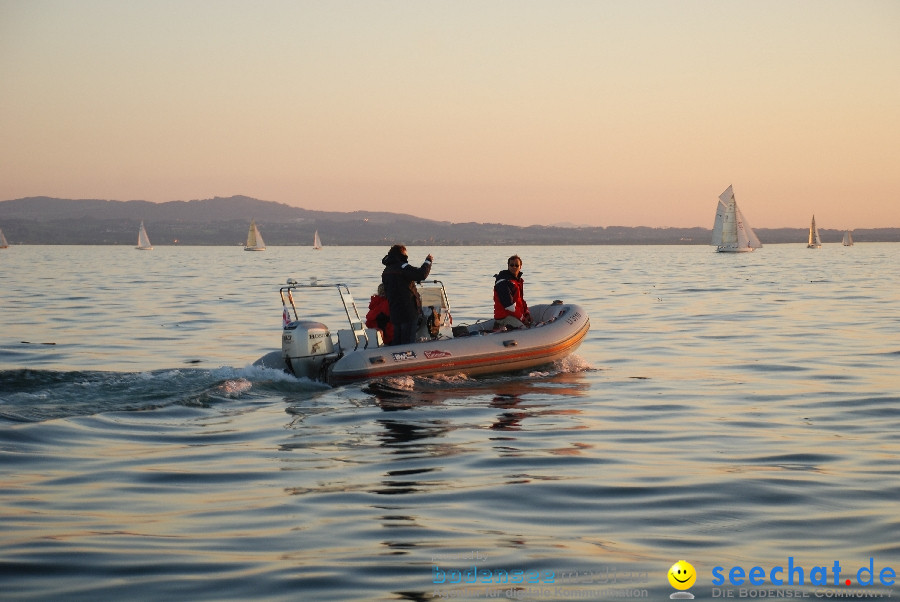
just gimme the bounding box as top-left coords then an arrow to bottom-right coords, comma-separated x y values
392,351 -> 417,361
566,311 -> 582,325
424,350 -> 452,359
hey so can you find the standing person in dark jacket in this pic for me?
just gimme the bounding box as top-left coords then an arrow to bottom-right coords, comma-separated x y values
381,245 -> 433,345
494,254 -> 532,330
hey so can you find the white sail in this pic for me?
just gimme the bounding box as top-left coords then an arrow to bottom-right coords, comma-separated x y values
711,185 -> 761,252
244,219 -> 266,251
0,228 -> 8,249
136,221 -> 153,250
807,215 -> 822,248
734,204 -> 761,249
313,230 -> 322,250
842,230 -> 853,246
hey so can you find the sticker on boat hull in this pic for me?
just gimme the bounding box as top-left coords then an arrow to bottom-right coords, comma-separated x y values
391,350 -> 417,361
424,350 -> 452,359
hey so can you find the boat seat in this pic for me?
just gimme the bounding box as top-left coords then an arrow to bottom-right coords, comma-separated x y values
338,328 -> 382,351
419,286 -> 447,311
418,286 -> 453,339
365,328 -> 384,348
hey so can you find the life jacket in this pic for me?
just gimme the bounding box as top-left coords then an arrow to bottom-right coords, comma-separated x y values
365,295 -> 394,345
493,270 -> 527,321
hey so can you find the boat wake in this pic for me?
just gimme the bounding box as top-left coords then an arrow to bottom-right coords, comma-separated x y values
0,364 -> 328,423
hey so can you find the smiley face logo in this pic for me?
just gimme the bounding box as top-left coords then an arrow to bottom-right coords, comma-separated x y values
668,560 -> 697,590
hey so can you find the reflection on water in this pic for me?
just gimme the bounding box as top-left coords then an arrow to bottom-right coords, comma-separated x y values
1,245 -> 899,601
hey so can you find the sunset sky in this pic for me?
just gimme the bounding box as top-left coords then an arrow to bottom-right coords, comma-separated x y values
2,0 -> 898,229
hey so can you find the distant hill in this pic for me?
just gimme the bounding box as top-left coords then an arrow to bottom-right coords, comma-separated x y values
0,195 -> 432,226
1,196 -> 898,245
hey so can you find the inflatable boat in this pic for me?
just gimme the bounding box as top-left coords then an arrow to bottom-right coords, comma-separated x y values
277,279 -> 590,386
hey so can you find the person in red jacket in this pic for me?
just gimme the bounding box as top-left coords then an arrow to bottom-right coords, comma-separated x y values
493,254 -> 532,330
365,283 -> 394,345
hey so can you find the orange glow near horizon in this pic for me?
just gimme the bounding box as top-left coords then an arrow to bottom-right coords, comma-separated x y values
1,1 -> 898,229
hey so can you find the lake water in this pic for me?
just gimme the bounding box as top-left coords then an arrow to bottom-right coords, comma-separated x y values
1,244 -> 898,601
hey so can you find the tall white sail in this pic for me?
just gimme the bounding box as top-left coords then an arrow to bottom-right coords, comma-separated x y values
711,189 -> 732,246
0,228 -> 8,249
807,215 -> 822,248
842,230 -> 853,246
313,230 -> 322,250
245,219 -> 266,251
711,185 -> 761,252
136,221 -> 153,250
734,204 -> 761,249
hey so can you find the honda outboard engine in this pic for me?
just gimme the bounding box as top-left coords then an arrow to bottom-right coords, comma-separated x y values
281,320 -> 335,380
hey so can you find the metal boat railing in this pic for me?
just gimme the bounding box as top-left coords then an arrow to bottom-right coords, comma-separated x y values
280,280 -> 369,350
279,279 -> 453,351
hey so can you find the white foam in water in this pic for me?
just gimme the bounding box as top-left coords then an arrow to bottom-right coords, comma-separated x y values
554,353 -> 592,374
381,375 -> 416,390
216,378 -> 253,397
426,373 -> 472,385
213,364 -> 333,390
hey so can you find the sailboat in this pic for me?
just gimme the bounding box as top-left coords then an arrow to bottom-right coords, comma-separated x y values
0,228 -> 8,249
135,221 -> 153,250
244,219 -> 266,251
807,215 -> 822,248
313,230 -> 322,250
842,230 -> 853,246
710,185 -> 762,252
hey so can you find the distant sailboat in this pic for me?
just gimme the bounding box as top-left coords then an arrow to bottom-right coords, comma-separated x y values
135,221 -> 153,250
807,215 -> 822,248
313,230 -> 322,250
244,219 -> 266,251
842,230 -> 853,246
710,185 -> 762,253
0,228 -> 8,249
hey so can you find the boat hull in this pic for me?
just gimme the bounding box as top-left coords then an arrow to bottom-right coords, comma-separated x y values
716,245 -> 755,253
288,303 -> 590,386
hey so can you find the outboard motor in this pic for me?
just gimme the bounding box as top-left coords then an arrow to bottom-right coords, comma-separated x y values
281,320 -> 335,380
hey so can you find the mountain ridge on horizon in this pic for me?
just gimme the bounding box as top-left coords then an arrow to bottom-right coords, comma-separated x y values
1,195 -> 897,245
0,195 -> 437,226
